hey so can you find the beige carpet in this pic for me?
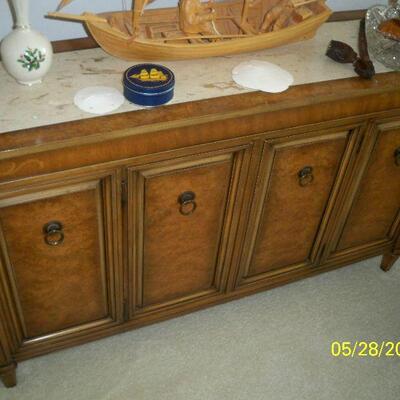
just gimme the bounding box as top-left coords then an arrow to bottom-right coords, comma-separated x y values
1,257 -> 399,400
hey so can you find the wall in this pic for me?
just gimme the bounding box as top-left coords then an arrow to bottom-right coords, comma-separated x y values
0,0 -> 380,42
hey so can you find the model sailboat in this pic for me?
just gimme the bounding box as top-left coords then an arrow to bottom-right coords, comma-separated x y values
48,0 -> 332,60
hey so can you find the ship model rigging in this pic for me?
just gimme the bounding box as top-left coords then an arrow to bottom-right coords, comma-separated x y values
48,0 -> 332,60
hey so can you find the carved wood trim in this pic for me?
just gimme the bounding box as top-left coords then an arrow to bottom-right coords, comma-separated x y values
0,305 -> 13,366
325,117 -> 400,261
235,125 -> 360,288
127,144 -> 252,317
0,167 -> 124,350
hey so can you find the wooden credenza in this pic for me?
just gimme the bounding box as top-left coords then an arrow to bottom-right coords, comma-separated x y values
0,73 -> 399,387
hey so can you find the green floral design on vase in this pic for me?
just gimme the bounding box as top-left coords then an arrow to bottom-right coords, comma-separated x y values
18,48 -> 45,71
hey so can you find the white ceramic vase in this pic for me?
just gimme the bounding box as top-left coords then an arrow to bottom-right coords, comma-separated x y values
0,0 -> 53,86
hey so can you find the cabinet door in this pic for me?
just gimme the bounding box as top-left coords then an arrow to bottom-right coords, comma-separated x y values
333,121 -> 400,256
128,147 -> 250,315
0,170 -> 122,346
236,129 -> 357,288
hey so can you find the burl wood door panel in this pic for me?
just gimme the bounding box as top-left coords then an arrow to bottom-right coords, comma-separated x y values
335,121 -> 400,254
0,171 -> 122,345
236,129 -> 357,287
128,148 -> 250,314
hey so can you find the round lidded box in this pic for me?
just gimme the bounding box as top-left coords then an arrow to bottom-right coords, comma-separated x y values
123,64 -> 175,106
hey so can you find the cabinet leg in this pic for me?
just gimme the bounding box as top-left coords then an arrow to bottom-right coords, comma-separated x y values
380,254 -> 399,272
0,362 -> 17,388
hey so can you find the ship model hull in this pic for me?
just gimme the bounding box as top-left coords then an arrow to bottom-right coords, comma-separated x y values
52,0 -> 332,61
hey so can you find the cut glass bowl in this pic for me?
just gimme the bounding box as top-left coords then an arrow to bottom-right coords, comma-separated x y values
366,4 -> 400,70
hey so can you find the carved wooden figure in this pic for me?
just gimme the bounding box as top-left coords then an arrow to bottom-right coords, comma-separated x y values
260,0 -> 293,32
179,0 -> 217,35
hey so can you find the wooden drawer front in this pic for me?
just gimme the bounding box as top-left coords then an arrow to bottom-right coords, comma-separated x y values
128,149 -> 248,314
337,124 -> 400,252
237,130 -> 353,286
0,173 -> 121,343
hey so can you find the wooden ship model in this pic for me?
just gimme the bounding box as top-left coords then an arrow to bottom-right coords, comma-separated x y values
48,0 -> 332,60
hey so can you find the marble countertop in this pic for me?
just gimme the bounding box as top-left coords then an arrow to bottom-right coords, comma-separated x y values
0,20 -> 392,134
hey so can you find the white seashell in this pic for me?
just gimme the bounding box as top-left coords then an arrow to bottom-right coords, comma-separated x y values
232,60 -> 294,93
74,87 -> 125,115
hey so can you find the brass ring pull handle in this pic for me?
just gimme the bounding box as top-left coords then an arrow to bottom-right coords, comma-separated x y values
298,166 -> 314,187
43,221 -> 64,246
395,148 -> 400,166
178,191 -> 197,216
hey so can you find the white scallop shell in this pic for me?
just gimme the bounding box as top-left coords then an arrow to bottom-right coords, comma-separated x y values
74,86 -> 125,115
232,60 -> 294,93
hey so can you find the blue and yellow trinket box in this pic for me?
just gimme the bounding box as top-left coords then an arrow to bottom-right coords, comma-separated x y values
123,64 -> 175,106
